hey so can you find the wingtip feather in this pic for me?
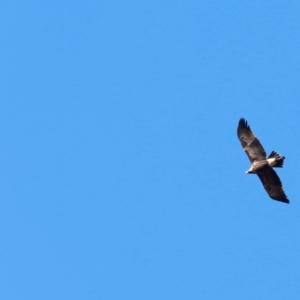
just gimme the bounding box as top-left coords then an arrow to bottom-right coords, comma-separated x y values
238,118 -> 251,131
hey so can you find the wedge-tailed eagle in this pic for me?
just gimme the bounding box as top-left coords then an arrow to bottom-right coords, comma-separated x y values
237,118 -> 289,204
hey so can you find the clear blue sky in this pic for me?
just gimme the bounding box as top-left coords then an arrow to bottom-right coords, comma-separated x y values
1,1 -> 299,299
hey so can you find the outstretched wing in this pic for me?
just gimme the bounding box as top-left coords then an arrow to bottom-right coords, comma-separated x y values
257,167 -> 289,203
237,118 -> 266,162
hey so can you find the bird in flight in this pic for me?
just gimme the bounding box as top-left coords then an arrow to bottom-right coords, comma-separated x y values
237,118 -> 289,204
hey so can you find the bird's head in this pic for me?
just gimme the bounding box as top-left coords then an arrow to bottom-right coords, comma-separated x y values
245,167 -> 255,174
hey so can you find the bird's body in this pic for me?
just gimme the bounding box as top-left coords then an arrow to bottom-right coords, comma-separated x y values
237,118 -> 289,204
246,160 -> 268,173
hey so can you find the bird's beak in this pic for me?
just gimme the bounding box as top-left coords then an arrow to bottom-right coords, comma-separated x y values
245,170 -> 249,174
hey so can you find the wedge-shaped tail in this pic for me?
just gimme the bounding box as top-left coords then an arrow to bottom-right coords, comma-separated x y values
267,151 -> 285,168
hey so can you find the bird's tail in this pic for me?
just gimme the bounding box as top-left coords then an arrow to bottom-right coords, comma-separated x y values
267,151 -> 285,168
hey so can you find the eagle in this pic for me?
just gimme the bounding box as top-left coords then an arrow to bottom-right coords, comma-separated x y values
237,118 -> 289,204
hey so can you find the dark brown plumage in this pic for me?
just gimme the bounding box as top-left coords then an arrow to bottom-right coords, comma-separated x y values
237,118 -> 289,204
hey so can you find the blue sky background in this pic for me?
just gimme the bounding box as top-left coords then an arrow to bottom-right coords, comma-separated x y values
1,1 -> 300,299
